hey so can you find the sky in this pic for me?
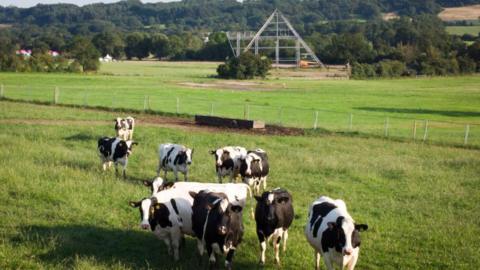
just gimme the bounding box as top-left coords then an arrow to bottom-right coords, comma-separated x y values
0,0 -> 177,8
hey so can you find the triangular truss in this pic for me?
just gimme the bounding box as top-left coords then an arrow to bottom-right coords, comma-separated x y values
226,9 -> 324,68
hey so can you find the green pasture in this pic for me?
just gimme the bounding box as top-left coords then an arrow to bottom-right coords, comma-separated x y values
0,61 -> 479,147
446,25 -> 480,36
0,101 -> 479,269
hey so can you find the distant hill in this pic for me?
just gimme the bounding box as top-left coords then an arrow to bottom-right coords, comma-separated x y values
1,0 -> 480,34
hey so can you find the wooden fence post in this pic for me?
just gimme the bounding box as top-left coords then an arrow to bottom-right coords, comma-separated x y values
464,124 -> 470,145
413,120 -> 417,141
277,107 -> 282,125
0,84 -> 4,99
210,103 -> 214,116
143,96 -> 148,112
176,97 -> 180,114
314,111 -> 319,130
384,117 -> 389,137
148,96 -> 151,111
349,113 -> 353,131
53,87 -> 59,104
423,120 -> 429,142
83,92 -> 88,107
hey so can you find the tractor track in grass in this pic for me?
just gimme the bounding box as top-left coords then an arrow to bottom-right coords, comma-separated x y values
0,116 -> 305,136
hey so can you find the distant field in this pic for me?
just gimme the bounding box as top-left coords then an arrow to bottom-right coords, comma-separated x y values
446,25 -> 480,35
0,61 -> 479,146
0,100 -> 479,269
439,4 -> 480,21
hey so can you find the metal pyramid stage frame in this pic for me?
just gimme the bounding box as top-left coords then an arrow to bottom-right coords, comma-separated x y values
226,9 -> 325,68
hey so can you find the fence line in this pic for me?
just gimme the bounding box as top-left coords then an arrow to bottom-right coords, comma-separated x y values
0,84 -> 478,147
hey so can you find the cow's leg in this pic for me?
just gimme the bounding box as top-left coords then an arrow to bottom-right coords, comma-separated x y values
346,252 -> 359,270
108,161 -> 113,168
217,173 -> 223,184
102,161 -> 107,171
262,176 -> 267,190
184,169 -> 188,182
273,234 -> 281,265
156,161 -> 161,177
122,161 -> 127,179
114,162 -> 119,176
207,245 -> 216,267
196,239 -> 205,256
315,252 -> 321,270
173,168 -> 179,182
171,235 -> 181,261
163,238 -> 172,256
282,229 -> 289,252
163,169 -> 168,181
323,255 -> 335,270
225,249 -> 235,270
259,236 -> 267,265
229,171 -> 235,183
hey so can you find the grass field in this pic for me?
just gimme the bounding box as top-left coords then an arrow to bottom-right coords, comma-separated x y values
0,100 -> 479,269
446,25 -> 480,36
0,61 -> 479,147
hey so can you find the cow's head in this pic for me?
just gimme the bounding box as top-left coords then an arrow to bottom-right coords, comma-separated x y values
129,197 -> 172,231
125,140 -> 138,156
115,118 -> 128,130
326,216 -> 368,256
255,190 -> 291,224
143,177 -> 174,195
243,153 -> 262,176
210,148 -> 230,167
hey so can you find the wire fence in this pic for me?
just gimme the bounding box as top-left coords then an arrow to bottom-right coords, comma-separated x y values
0,83 -> 478,147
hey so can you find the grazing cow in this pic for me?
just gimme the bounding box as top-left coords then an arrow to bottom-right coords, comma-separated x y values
190,190 -> 244,269
210,146 -> 247,183
129,188 -> 194,261
254,188 -> 294,265
157,144 -> 193,182
97,137 -> 137,178
240,149 -> 269,194
114,116 -> 135,140
304,196 -> 368,270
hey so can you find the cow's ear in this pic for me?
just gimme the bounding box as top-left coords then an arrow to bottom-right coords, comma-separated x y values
209,150 -> 216,155
143,180 -> 153,187
355,224 -> 369,232
231,205 -> 243,213
223,150 -> 230,155
162,182 -> 175,190
254,195 -> 262,202
129,201 -> 141,208
189,191 -> 197,199
327,222 -> 336,230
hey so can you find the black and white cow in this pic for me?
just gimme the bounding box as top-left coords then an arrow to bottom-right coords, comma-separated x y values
210,146 -> 247,183
304,196 -> 368,270
97,137 -> 137,178
129,188 -> 194,261
157,143 -> 193,181
240,149 -> 269,194
254,188 -> 294,265
114,116 -> 135,140
190,190 -> 244,270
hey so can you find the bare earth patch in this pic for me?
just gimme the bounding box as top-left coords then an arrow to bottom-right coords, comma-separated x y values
439,5 -> 480,21
0,115 -> 304,136
178,81 -> 284,91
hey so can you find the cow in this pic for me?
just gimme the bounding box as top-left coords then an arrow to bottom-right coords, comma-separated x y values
114,116 -> 135,140
129,188 -> 194,261
210,146 -> 247,183
254,188 -> 294,265
189,190 -> 244,270
157,143 -> 193,182
142,177 -> 254,218
97,137 -> 137,178
240,149 -> 269,194
304,196 -> 368,270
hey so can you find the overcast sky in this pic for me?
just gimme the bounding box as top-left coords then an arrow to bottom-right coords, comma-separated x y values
0,0 -> 177,8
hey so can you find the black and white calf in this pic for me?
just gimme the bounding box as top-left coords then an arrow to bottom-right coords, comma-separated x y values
158,143 -> 193,181
255,189 -> 294,265
129,188 -> 194,261
304,196 -> 368,270
97,137 -> 137,178
114,116 -> 135,140
190,190 -> 244,270
240,149 -> 269,194
210,146 -> 247,183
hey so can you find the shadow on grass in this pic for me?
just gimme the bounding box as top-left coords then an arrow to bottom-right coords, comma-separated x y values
355,107 -> 480,118
15,225 -> 257,269
64,133 -> 98,142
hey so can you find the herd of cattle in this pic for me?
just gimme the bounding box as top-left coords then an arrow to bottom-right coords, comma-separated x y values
97,117 -> 369,270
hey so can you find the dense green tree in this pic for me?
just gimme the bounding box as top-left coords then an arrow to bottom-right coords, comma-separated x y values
68,36 -> 100,71
217,52 -> 271,79
92,31 -> 125,59
124,32 -> 149,60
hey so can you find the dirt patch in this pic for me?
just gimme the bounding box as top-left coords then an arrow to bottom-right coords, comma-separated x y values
382,12 -> 399,21
0,115 -> 304,137
439,5 -> 480,21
